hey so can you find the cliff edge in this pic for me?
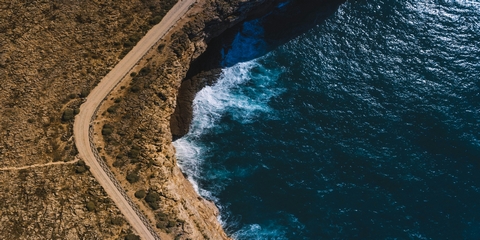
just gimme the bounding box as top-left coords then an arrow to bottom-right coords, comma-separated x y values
92,0 -> 287,239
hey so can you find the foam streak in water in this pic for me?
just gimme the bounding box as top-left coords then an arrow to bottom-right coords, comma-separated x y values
174,58 -> 283,200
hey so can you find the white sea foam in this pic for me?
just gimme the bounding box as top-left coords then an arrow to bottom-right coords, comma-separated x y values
173,56 -> 284,238
441,0 -> 480,9
174,59 -> 283,184
188,61 -> 267,136
231,224 -> 288,240
173,17 -> 286,239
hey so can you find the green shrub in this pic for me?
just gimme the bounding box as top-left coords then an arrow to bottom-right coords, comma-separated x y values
131,145 -> 141,150
107,106 -> 117,114
53,152 -> 62,162
148,200 -> 160,210
156,212 -> 168,221
123,41 -> 134,48
130,158 -> 140,164
167,220 -> 176,228
130,72 -> 137,77
102,124 -> 113,136
128,149 -> 140,158
102,128 -> 113,136
86,201 -> 96,211
80,89 -> 89,98
62,109 -> 74,121
156,221 -> 167,229
157,92 -> 167,101
113,160 -> 124,168
134,189 -> 146,199
130,86 -> 140,93
139,67 -> 151,76
76,160 -> 89,173
119,49 -> 129,59
75,165 -> 87,174
157,43 -> 165,52
145,191 -> 160,203
110,217 -> 123,226
124,234 -> 140,240
126,173 -> 139,183
129,34 -> 141,43
70,145 -> 79,156
149,15 -> 163,25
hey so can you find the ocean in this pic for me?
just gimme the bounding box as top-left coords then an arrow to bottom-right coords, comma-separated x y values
174,0 -> 480,239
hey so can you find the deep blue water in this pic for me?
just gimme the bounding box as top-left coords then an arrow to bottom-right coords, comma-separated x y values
174,0 -> 480,239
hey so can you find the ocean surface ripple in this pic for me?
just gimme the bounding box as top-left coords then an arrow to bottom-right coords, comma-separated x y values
174,0 -> 480,239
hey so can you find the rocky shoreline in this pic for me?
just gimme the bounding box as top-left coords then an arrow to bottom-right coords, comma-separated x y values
97,0 -> 347,238
171,0 -> 346,139
0,0 -> 345,238
94,0 -> 289,239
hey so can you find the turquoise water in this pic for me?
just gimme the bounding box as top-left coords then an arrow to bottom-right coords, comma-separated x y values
174,0 -> 480,239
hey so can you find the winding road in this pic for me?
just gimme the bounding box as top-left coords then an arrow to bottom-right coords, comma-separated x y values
73,1 -> 196,239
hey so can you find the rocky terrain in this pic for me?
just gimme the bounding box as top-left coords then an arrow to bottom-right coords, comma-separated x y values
0,0 -> 174,239
0,163 -> 136,239
1,0 -> 286,239
0,0 -> 176,168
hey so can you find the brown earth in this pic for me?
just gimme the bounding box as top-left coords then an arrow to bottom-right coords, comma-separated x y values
1,0 -> 175,239
0,163 -> 136,239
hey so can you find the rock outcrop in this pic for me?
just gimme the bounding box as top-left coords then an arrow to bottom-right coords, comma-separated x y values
0,164 -> 136,239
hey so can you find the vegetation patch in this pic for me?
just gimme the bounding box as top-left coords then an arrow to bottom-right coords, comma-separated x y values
86,201 -> 96,212
126,172 -> 140,183
145,191 -> 161,210
75,160 -> 89,174
124,233 -> 140,240
134,189 -> 146,199
102,124 -> 114,136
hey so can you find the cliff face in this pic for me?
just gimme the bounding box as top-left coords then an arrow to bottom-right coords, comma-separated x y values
95,0 -> 288,239
170,0 -> 346,139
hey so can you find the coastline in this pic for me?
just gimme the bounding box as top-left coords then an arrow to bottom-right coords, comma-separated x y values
94,0 -> 288,239
160,0 -> 347,238
0,0 -> 343,238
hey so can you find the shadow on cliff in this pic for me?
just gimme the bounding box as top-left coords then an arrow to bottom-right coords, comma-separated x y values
189,0 -> 346,72
171,0 -> 346,140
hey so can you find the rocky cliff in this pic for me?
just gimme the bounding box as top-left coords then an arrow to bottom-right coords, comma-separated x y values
92,0 -> 290,239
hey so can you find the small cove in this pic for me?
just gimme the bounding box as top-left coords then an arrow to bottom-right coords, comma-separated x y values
175,0 -> 480,239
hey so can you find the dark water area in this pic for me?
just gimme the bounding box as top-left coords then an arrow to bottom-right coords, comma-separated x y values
174,0 -> 480,239
184,0 -> 345,74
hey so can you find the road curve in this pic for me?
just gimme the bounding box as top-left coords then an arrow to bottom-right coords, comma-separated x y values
73,1 -> 196,239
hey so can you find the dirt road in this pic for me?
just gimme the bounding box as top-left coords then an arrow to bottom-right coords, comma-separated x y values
73,1 -> 196,239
